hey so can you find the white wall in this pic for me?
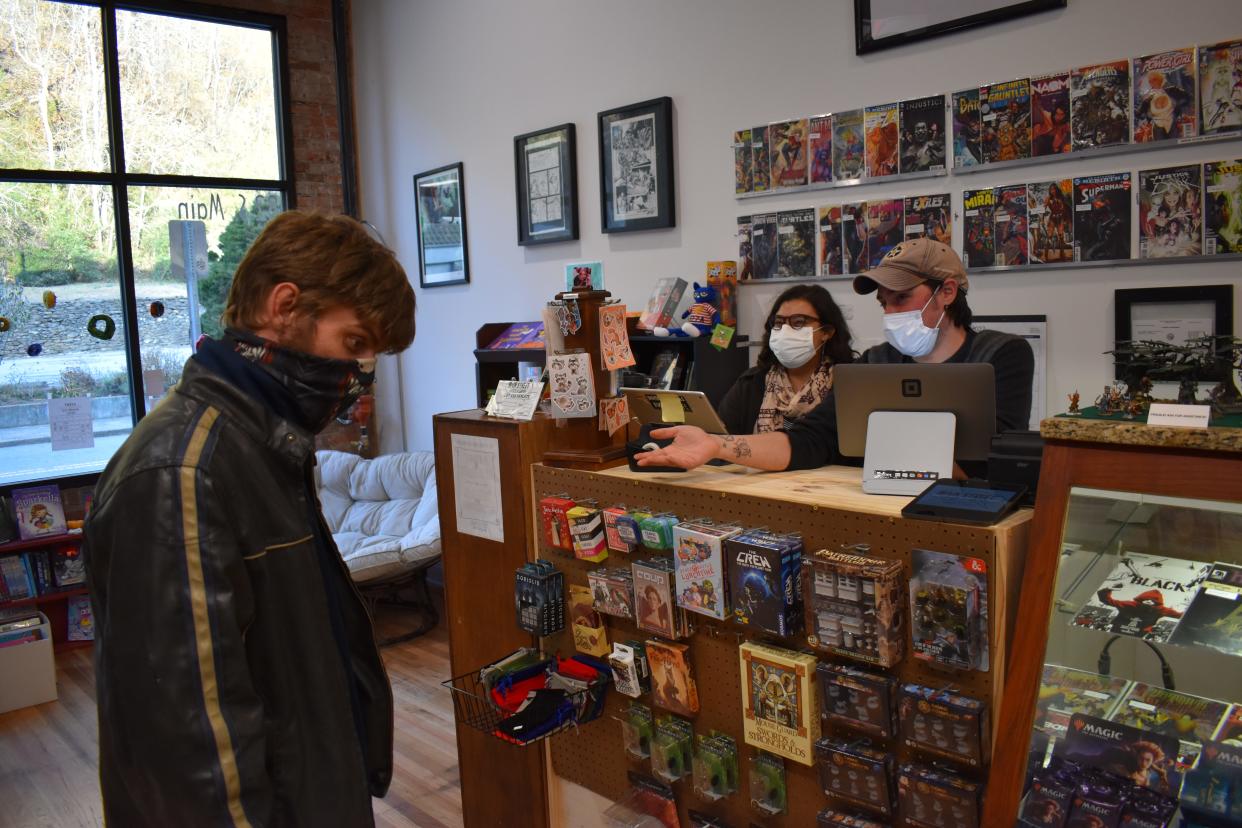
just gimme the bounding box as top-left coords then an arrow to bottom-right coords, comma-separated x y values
354,0 -> 1242,453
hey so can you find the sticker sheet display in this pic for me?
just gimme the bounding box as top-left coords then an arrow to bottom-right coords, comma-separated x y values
1070,551 -> 1211,642
726,528 -> 803,637
739,641 -> 820,766
1133,48 -> 1197,142
815,737 -> 896,818
909,548 -> 989,672
1138,164 -> 1203,258
673,521 -> 739,621
598,303 -> 636,371
548,352 -> 596,418
899,683 -> 990,768
805,545 -> 906,668
817,662 -> 899,740
632,557 -> 689,640
1028,179 -> 1075,264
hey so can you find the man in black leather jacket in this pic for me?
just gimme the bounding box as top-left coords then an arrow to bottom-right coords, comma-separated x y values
85,212 -> 416,827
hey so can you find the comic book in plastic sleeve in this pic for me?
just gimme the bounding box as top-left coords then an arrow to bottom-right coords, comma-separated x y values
961,188 -> 997,268
1035,664 -> 1131,740
994,184 -> 1029,266
899,94 -> 946,173
817,205 -> 843,276
1073,173 -> 1132,262
750,212 -> 779,281
733,128 -> 753,194
1138,164 -> 1203,258
1133,47 -> 1197,143
1028,179 -> 1075,264
769,118 -> 809,189
751,124 -> 771,194
832,108 -> 865,181
1071,551 -> 1211,642
1169,562 -> 1242,655
981,78 -> 1031,163
808,114 -> 833,185
1204,158 -> 1242,255
737,215 -> 753,281
1198,38 -> 1242,136
776,208 -> 815,278
863,103 -> 899,178
1070,59 -> 1132,150
1110,682 -> 1231,768
951,88 -> 982,168
841,202 -> 868,275
1031,72 -> 1072,156
902,193 -> 952,247
863,199 -> 903,269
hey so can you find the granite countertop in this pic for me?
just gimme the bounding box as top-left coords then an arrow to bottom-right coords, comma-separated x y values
1041,414 -> 1242,453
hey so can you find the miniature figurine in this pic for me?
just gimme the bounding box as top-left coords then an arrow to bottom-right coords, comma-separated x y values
1067,390 -> 1081,415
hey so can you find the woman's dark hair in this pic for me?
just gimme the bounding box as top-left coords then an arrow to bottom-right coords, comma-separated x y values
757,284 -> 856,369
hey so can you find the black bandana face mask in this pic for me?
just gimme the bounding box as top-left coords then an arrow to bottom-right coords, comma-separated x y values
224,328 -> 375,433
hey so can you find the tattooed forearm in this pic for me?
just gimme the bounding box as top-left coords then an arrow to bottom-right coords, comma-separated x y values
721,435 -> 753,459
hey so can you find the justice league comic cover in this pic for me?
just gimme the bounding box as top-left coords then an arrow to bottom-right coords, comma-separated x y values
1132,47 -> 1197,143
899,94 -> 946,173
994,184 -> 1029,266
1028,179 -> 1075,264
1198,38 -> 1242,136
832,109 -> 865,181
1031,72 -> 1072,156
1071,60 -> 1131,150
1073,172 -> 1132,262
902,193 -> 952,247
733,128 -> 753,194
817,205 -> 843,276
864,199 -> 903,268
1071,552 -> 1212,642
864,103 -> 899,178
776,208 -> 816,278
1204,158 -> 1242,255
951,88 -> 982,168
981,78 -> 1031,163
809,115 -> 833,185
1139,164 -> 1203,258
962,187 -> 997,268
841,202 -> 869,274
751,125 -> 771,194
769,119 -> 809,189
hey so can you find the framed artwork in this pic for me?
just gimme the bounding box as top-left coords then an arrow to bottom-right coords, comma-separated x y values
514,124 -> 578,246
854,0 -> 1066,55
1114,284 -> 1233,381
413,162 -> 469,288
597,96 -> 675,233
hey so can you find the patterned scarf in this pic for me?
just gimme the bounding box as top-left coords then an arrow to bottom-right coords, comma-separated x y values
754,362 -> 834,433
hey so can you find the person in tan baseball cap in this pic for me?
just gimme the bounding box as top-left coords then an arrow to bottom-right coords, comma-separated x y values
636,236 -> 1033,474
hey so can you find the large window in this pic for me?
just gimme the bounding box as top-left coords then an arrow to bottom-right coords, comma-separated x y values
0,0 -> 292,484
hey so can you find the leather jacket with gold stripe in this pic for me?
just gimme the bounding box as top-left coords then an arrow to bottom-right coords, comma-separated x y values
85,359 -> 393,828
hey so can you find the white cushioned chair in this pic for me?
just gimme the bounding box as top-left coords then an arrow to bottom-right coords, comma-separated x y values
315,450 -> 442,643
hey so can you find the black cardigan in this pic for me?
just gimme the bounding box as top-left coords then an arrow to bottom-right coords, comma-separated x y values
716,365 -> 768,435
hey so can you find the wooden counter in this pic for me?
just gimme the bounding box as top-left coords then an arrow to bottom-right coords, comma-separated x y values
1041,414 -> 1242,453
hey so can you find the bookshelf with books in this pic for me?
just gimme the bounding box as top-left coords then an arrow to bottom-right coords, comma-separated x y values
0,533 -> 90,653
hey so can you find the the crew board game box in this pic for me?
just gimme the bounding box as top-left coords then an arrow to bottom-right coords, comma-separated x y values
1169,562 -> 1242,654
738,640 -> 820,766
12,485 -> 67,541
633,557 -> 689,640
817,662 -> 899,742
805,545 -> 905,668
1109,681 -> 1230,767
1036,664 -> 1132,741
899,683 -> 990,768
897,762 -> 982,828
815,737 -> 897,817
673,521 -> 740,621
1073,172 -> 1132,262
725,529 -> 802,637
1204,158 -> 1242,256
646,638 -> 700,717
1071,551 -> 1211,642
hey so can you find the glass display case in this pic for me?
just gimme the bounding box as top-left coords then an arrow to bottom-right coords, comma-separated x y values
1015,487 -> 1242,826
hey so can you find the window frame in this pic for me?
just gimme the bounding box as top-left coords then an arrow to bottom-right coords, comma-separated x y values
0,0 -> 296,480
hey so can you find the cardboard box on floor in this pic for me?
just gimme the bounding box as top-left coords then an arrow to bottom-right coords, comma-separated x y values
0,612 -> 57,713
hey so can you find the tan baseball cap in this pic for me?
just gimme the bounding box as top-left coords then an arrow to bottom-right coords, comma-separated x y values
852,237 -> 969,295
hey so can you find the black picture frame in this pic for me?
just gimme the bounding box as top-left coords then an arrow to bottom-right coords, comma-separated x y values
854,0 -> 1066,55
1114,284 -> 1233,380
598,96 -> 675,233
413,162 -> 469,288
514,124 -> 578,246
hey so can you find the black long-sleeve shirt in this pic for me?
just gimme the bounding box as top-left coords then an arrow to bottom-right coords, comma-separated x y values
782,329 -> 1034,472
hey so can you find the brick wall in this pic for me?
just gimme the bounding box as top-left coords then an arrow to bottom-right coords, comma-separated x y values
204,0 -> 350,214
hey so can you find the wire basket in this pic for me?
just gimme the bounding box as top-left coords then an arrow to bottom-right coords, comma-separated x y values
443,655 -> 611,747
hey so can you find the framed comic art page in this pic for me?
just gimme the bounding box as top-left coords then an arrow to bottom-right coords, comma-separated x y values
414,162 -> 469,288
598,96 -> 675,233
514,123 -> 578,246
855,0 -> 1065,55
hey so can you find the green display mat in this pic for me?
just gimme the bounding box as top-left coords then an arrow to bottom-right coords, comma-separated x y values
1057,406 -> 1242,429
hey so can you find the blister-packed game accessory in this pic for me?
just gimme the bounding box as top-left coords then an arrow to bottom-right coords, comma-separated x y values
805,543 -> 906,668
652,716 -> 694,783
896,762 -> 982,828
514,559 -> 564,636
639,512 -> 679,551
620,703 -> 655,760
749,751 -> 787,816
692,732 -> 739,801
898,683 -> 989,768
540,494 -> 576,551
815,737 -> 896,818
817,662 -> 899,740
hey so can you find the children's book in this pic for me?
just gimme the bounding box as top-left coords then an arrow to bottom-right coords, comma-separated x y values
13,485 -> 67,540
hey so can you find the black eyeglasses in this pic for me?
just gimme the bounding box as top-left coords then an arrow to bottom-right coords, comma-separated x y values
769,314 -> 820,331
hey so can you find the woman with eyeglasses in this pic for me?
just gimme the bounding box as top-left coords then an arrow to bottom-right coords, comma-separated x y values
717,284 -> 856,435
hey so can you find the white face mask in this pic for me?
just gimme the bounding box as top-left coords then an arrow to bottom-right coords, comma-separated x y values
769,325 -> 821,369
882,288 -> 945,358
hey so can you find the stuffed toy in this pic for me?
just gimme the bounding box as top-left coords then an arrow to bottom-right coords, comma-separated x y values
655,282 -> 718,338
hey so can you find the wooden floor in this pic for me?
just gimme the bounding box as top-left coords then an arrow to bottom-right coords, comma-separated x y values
0,600 -> 464,828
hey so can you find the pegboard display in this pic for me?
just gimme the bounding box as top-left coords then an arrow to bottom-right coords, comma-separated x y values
532,464 -> 1030,826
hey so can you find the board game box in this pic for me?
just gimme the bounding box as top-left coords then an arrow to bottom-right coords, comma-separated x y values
899,683 -> 990,768
739,641 -> 820,766
910,548 -> 990,672
725,529 -> 802,637
646,638 -> 699,717
805,545 -> 905,668
633,557 -> 689,640
1071,551 -> 1211,642
673,521 -> 739,621
1133,47 -> 1197,142
815,737 -> 897,817
1063,713 -> 1182,795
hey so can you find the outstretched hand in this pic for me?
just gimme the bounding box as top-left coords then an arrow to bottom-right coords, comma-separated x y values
634,425 -> 720,470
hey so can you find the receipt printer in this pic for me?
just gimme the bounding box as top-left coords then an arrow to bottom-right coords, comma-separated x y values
987,430 -> 1043,505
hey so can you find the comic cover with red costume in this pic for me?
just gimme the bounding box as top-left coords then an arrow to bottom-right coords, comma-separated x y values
1071,552 -> 1212,643
1031,72 -> 1072,156
1028,179 -> 1074,264
962,187 -> 996,268
864,103 -> 899,178
994,184 -> 1029,266
981,78 -> 1031,163
902,194 -> 952,247
769,118 -> 809,189
808,114 -> 833,184
1133,48 -> 1197,143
